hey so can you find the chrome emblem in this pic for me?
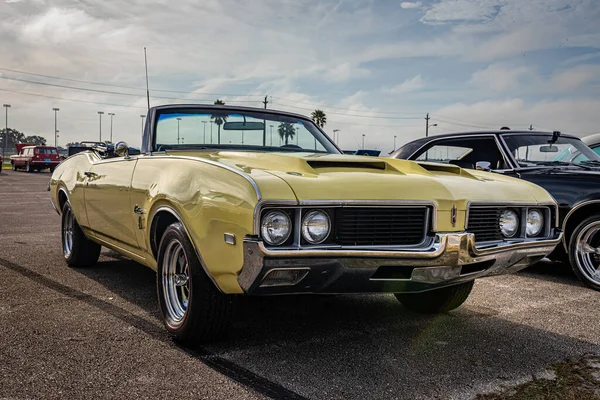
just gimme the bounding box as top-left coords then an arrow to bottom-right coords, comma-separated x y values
451,204 -> 457,227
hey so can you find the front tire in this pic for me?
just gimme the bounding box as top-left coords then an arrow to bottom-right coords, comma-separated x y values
395,281 -> 474,313
61,202 -> 101,267
11,162 -> 16,171
25,162 -> 31,173
157,222 -> 233,346
568,215 -> 600,291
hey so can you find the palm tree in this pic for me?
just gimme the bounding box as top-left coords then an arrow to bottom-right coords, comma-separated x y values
277,122 -> 296,145
210,99 -> 227,144
311,109 -> 327,128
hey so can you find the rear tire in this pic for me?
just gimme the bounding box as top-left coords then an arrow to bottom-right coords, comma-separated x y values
395,281 -> 474,313
568,215 -> 600,291
157,222 -> 233,346
25,162 -> 31,173
61,202 -> 101,267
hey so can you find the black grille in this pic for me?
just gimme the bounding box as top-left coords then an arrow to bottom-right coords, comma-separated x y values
467,207 -> 504,242
334,207 -> 428,246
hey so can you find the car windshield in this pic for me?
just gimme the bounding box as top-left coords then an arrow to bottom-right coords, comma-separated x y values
154,109 -> 338,154
502,134 -> 600,167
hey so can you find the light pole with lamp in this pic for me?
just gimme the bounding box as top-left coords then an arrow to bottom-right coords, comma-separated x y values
393,135 -> 397,151
3,104 -> 10,160
97,111 -> 104,142
52,108 -> 59,147
269,125 -> 274,146
425,113 -> 437,137
362,134 -> 366,149
108,113 -> 115,143
176,117 -> 182,144
202,121 -> 207,143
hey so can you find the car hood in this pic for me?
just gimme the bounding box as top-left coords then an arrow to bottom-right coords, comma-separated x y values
179,151 -> 554,211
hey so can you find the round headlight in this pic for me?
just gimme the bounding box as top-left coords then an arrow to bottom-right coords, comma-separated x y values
499,209 -> 519,238
301,210 -> 331,244
261,210 -> 292,245
526,209 -> 544,237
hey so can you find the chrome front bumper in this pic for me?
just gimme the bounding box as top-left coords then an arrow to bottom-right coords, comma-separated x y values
237,232 -> 562,295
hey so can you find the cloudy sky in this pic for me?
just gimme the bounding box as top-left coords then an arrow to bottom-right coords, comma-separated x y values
0,0 -> 599,153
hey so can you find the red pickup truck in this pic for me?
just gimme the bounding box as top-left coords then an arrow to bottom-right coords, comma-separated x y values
10,144 -> 61,172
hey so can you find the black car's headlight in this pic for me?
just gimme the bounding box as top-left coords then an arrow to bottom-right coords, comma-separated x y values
499,209 -> 519,238
301,210 -> 331,244
261,210 -> 292,245
526,209 -> 544,236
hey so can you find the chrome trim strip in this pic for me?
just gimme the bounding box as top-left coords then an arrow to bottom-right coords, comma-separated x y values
149,205 -> 223,293
147,155 -> 262,202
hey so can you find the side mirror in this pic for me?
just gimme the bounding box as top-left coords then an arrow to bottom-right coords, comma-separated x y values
476,161 -> 491,171
114,141 -> 130,158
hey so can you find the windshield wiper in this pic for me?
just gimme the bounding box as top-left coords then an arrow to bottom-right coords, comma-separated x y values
579,160 -> 600,167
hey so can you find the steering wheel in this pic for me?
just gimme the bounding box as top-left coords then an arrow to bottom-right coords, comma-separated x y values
280,144 -> 303,150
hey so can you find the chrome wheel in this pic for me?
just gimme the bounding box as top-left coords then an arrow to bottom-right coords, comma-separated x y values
62,206 -> 74,258
161,239 -> 190,327
574,221 -> 600,285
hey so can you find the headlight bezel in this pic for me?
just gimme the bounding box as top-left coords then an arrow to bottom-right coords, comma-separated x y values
301,209 -> 332,245
260,209 -> 293,246
526,208 -> 544,237
499,208 -> 520,238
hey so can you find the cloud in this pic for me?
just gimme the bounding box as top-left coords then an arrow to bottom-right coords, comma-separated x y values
324,62 -> 371,82
385,75 -> 423,94
421,0 -> 505,25
551,65 -> 600,92
470,64 -> 533,92
400,2 -> 421,9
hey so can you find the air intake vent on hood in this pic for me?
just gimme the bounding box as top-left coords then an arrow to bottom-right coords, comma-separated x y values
307,160 -> 387,170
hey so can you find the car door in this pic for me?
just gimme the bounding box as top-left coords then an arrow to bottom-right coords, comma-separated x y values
83,157 -> 141,254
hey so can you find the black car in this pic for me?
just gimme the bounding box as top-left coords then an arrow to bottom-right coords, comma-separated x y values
392,130 -> 600,290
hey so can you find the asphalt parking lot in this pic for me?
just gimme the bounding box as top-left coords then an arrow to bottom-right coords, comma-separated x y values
1,168 -> 599,399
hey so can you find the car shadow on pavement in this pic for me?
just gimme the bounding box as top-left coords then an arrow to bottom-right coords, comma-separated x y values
517,260 -> 585,289
70,251 -> 599,400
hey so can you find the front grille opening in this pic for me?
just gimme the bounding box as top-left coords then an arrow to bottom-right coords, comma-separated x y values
460,260 -> 495,275
371,266 -> 415,280
334,207 -> 429,246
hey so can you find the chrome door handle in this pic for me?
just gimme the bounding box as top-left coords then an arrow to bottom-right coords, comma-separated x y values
134,205 -> 146,215
83,171 -> 97,177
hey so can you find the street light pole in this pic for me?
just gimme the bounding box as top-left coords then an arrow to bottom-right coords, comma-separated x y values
269,125 -> 273,146
140,114 -> 146,136
52,108 -> 59,147
176,117 -> 182,144
393,135 -> 397,151
362,134 -> 366,149
332,129 -> 339,145
2,104 -> 10,160
202,121 -> 207,143
108,113 -> 115,143
97,111 -> 104,142
425,113 -> 438,137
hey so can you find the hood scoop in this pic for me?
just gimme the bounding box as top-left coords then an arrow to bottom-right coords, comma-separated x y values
416,161 -> 462,174
307,160 -> 389,171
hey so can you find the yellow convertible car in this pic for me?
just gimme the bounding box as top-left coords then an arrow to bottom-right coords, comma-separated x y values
49,104 -> 561,345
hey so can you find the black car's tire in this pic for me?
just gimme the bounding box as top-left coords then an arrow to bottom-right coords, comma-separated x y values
568,215 -> 600,291
61,202 -> 101,267
395,281 -> 474,313
157,222 -> 233,346
25,162 -> 31,173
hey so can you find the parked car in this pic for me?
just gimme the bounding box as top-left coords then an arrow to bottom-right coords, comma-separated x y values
392,130 -> 600,290
10,143 -> 61,172
49,105 -> 561,345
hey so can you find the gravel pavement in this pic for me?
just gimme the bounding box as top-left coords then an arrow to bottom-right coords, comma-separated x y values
0,168 -> 598,399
